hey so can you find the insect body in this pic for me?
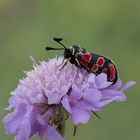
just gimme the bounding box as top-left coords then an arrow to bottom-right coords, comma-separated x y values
77,51 -> 118,84
46,38 -> 118,84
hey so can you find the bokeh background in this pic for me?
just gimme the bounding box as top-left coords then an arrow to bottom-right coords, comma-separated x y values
0,0 -> 139,140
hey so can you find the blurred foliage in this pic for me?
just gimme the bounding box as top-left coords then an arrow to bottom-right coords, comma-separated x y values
0,0 -> 139,140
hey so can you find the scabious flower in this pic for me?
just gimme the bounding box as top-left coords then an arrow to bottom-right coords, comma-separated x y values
3,57 -> 135,140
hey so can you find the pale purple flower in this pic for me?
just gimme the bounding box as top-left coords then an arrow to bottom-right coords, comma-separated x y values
3,57 -> 136,140
61,73 -> 135,125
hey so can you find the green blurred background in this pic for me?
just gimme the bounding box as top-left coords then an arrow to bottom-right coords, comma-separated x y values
0,0 -> 139,140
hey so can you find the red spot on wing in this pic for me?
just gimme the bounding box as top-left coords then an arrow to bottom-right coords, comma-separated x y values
80,59 -> 87,65
92,64 -> 98,73
97,57 -> 105,67
82,53 -> 91,62
109,63 -> 115,81
102,68 -> 108,74
80,53 -> 91,65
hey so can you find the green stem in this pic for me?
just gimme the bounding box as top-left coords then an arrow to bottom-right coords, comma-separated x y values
58,122 -> 66,136
57,106 -> 66,137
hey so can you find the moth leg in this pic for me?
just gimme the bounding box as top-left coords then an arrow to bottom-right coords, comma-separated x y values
75,58 -> 81,68
59,58 -> 70,71
56,57 -> 65,67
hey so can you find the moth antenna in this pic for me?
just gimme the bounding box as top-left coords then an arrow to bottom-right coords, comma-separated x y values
46,46 -> 64,51
53,37 -> 67,50
53,37 -> 63,42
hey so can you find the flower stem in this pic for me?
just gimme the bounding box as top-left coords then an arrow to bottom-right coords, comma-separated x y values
56,106 -> 66,137
58,122 -> 66,136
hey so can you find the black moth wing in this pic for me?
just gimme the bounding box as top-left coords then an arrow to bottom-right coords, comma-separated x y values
87,53 -> 118,84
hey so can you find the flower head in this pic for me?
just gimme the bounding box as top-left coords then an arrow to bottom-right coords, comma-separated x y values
3,57 -> 135,140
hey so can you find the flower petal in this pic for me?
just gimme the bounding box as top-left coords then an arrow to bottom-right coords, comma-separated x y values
83,89 -> 102,103
102,89 -> 127,101
95,73 -> 108,87
87,74 -> 98,89
46,125 -> 65,140
109,79 -> 122,90
3,103 -> 30,134
97,97 -> 119,107
70,87 -> 82,101
61,95 -> 72,113
37,110 -> 52,125
15,119 -> 31,140
87,73 -> 96,83
121,81 -> 136,92
38,126 -> 47,140
75,100 -> 103,111
98,81 -> 112,89
71,109 -> 90,125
